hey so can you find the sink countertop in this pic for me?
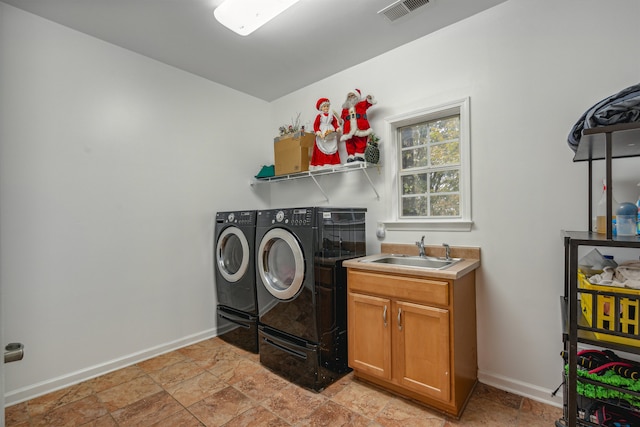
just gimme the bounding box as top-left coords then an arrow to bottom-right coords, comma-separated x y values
343,243 -> 481,280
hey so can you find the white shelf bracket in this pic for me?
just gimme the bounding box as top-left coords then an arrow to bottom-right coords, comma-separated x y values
361,167 -> 380,200
308,173 -> 330,202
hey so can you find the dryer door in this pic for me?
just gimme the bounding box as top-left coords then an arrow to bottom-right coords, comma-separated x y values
257,228 -> 305,300
216,226 -> 250,283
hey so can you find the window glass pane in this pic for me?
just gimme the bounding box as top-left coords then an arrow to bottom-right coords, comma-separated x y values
430,170 -> 459,193
431,194 -> 460,216
401,124 -> 428,148
401,173 -> 429,195
430,140 -> 460,166
401,146 -> 429,169
429,116 -> 459,142
401,196 -> 428,217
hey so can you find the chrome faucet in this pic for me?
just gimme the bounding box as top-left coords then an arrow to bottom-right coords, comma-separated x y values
443,243 -> 451,261
416,235 -> 426,257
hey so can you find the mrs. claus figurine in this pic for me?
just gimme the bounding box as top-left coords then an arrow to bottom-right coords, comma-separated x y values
310,98 -> 341,170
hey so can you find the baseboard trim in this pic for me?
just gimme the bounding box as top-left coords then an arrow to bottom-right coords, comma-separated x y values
478,369 -> 564,408
4,328 -> 217,406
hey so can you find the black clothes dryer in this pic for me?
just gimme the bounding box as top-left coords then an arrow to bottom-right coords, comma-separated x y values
214,210 -> 258,353
255,207 -> 366,391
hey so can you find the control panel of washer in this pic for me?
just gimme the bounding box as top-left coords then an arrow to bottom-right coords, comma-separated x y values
217,211 -> 256,225
291,208 -> 313,225
271,208 -> 313,225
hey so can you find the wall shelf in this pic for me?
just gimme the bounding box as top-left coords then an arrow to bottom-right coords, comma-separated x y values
251,162 -> 381,202
559,122 -> 640,427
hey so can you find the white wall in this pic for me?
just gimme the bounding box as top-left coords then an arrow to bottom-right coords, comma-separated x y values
0,3 -> 271,403
2,0 -> 640,410
269,0 -> 640,405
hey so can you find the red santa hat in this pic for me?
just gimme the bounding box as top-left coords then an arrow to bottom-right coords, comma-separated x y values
316,98 -> 330,111
348,89 -> 362,100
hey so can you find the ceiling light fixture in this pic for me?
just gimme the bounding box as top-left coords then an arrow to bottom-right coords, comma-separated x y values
214,0 -> 300,36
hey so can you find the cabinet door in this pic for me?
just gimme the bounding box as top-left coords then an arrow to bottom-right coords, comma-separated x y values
394,300 -> 450,402
348,292 -> 391,379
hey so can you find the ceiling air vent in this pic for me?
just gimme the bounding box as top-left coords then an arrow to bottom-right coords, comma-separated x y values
378,0 -> 430,22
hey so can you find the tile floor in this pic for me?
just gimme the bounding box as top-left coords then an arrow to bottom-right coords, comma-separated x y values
5,337 -> 562,426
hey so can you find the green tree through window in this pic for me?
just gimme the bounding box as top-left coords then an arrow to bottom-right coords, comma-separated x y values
399,115 -> 461,218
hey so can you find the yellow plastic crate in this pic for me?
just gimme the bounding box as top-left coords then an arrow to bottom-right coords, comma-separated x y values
579,271 -> 640,347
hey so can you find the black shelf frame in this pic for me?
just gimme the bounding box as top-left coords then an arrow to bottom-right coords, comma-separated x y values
561,122 -> 640,427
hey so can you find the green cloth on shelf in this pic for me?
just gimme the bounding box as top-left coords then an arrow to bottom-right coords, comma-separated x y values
255,165 -> 275,178
566,365 -> 640,408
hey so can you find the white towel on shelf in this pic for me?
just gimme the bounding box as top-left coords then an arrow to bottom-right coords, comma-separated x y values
589,261 -> 640,289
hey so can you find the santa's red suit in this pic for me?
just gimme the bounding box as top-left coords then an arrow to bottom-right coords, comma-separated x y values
340,89 -> 376,162
310,98 -> 341,170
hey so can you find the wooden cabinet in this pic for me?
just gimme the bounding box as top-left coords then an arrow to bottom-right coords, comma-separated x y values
347,268 -> 476,418
395,300 -> 450,400
349,292 -> 391,379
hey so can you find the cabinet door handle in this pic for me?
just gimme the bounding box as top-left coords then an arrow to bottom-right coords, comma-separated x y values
397,308 -> 402,331
383,305 -> 388,327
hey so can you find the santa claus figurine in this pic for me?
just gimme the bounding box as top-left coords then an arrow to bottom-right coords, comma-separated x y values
310,98 -> 341,170
340,89 -> 376,163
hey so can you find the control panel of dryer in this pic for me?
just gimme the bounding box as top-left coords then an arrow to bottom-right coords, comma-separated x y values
259,208 -> 313,226
216,210 -> 256,225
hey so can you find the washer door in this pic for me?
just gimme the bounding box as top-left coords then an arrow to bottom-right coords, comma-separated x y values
216,226 -> 250,283
257,228 -> 305,300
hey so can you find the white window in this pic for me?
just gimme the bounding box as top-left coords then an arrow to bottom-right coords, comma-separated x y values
384,98 -> 472,232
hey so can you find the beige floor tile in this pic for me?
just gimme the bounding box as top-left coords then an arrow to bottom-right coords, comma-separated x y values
96,375 -> 162,412
89,365 -> 147,393
110,391 -> 183,426
517,397 -> 563,426
319,372 -> 354,399
374,397 -> 446,427
148,408 -> 204,426
262,383 -> 327,424
27,381 -> 94,417
165,371 -> 227,407
208,357 -> 265,384
232,370 -> 291,402
30,394 -> 108,427
79,413 -> 119,426
199,337 -> 227,348
4,401 -> 29,425
188,386 -> 255,426
147,358 -> 205,388
330,380 -> 394,419
470,383 -> 522,410
298,400 -> 373,427
444,396 -> 519,426
223,405 -> 290,427
136,350 -> 187,373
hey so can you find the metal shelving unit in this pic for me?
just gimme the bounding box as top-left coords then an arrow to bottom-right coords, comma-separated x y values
251,162 -> 381,202
559,122 -> 640,427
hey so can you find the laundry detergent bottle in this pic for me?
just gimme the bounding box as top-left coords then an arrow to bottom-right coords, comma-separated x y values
595,180 -> 619,234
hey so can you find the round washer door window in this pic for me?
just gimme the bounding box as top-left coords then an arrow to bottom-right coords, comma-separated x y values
216,227 -> 250,283
257,228 -> 305,300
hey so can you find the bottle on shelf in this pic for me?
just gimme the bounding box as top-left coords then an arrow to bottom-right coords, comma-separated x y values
595,180 -> 619,234
636,182 -> 640,235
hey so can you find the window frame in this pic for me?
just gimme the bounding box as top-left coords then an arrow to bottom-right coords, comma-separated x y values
383,97 -> 472,232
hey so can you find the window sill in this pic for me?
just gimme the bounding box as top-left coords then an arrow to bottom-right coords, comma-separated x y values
381,220 -> 473,232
